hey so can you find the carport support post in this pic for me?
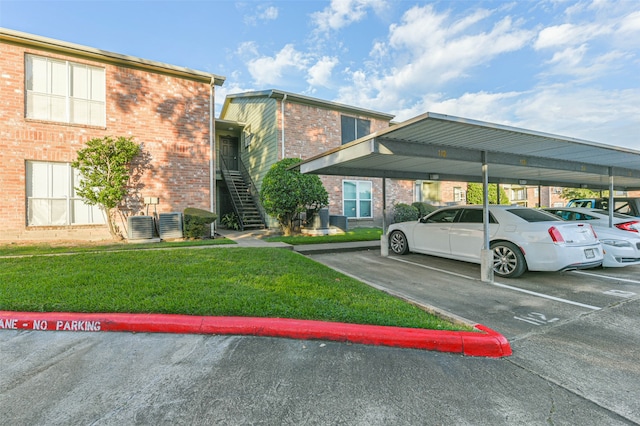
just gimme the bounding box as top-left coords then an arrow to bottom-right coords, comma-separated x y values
608,168 -> 615,228
381,178 -> 389,256
481,151 -> 494,283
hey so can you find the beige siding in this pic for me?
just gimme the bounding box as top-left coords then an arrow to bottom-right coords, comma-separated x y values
223,97 -> 278,194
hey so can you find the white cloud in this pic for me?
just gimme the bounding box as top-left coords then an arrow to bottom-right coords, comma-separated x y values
534,23 -> 611,49
261,6 -> 278,21
398,86 -> 640,150
512,86 -> 640,148
312,0 -> 387,32
246,44 -> 308,86
616,10 -> 640,47
307,56 -> 339,87
236,41 -> 259,56
387,90 -> 522,124
244,4 -> 279,26
337,5 -> 533,112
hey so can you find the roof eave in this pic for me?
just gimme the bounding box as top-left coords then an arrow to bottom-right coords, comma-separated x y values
0,27 -> 225,85
223,89 -> 395,121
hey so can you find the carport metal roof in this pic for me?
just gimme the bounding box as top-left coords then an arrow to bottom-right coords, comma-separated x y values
298,112 -> 640,191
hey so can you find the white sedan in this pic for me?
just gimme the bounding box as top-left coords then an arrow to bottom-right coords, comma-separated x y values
543,207 -> 640,233
544,207 -> 640,268
387,205 -> 603,278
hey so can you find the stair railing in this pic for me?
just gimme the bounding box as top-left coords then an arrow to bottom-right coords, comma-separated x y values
238,160 -> 267,226
220,156 -> 248,230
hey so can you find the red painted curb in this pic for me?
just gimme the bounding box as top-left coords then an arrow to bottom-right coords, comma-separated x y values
0,311 -> 512,358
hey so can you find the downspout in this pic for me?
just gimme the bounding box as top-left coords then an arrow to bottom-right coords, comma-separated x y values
210,79 -> 216,215
281,93 -> 287,159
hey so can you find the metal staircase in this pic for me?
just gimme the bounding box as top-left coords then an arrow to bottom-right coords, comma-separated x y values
220,159 -> 266,231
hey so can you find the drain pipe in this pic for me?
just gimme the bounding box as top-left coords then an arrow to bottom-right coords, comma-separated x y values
209,79 -> 216,216
281,93 -> 287,159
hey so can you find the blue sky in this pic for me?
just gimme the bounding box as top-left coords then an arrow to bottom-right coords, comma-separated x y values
2,0 -> 639,149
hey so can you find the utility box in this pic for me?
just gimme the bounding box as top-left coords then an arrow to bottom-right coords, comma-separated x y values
329,215 -> 348,231
128,216 -> 155,240
158,212 -> 184,239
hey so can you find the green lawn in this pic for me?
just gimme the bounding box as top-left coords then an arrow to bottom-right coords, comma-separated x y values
0,238 -> 234,257
265,227 -> 382,245
0,247 -> 470,331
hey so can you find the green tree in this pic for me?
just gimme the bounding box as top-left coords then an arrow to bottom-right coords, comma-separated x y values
561,187 -> 606,201
466,183 -> 510,205
260,158 -> 329,236
72,136 -> 142,239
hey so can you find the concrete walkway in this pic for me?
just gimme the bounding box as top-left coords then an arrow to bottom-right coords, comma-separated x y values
216,228 -> 381,254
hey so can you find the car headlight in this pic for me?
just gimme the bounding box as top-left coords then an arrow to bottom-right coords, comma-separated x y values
600,239 -> 632,248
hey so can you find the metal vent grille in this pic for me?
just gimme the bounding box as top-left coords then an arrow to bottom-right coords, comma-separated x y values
127,216 -> 154,240
158,212 -> 183,239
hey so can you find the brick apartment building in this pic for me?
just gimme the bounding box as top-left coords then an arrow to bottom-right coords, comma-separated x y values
0,28 -> 224,241
4,28 -> 625,243
218,90 -> 415,228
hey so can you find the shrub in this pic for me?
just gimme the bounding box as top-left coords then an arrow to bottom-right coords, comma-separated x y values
393,203 -> 420,223
412,202 -> 438,217
260,158 -> 328,236
183,208 -> 217,238
221,212 -> 241,230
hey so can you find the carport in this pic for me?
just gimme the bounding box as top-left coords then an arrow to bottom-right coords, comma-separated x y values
297,112 -> 640,282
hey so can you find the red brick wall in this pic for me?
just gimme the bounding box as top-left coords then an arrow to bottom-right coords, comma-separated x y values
280,101 -> 413,225
0,42 -> 212,241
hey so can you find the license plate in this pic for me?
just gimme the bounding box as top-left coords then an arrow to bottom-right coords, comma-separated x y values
585,248 -> 595,259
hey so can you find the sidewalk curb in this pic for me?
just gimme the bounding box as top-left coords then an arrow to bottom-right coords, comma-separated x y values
0,311 -> 512,358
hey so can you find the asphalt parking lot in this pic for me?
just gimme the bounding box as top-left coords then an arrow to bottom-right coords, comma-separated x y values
2,247 -> 639,425
309,249 -> 640,424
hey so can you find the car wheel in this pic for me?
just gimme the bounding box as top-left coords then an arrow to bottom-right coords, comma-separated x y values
389,230 -> 409,255
491,241 -> 527,278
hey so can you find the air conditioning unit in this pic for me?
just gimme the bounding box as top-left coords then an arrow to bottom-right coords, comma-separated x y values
128,216 -> 155,240
158,212 -> 184,239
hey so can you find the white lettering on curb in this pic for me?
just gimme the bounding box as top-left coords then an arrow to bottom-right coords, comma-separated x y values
33,320 -> 48,330
55,320 -> 101,331
0,319 -> 18,329
0,318 -> 102,332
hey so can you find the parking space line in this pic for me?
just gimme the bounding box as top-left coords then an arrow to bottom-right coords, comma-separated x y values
388,257 -> 602,311
490,282 -> 601,310
389,257 -> 478,280
570,270 -> 640,284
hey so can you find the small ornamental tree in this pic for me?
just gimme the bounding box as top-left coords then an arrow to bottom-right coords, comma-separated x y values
260,158 -> 329,236
72,136 -> 142,239
466,183 -> 510,205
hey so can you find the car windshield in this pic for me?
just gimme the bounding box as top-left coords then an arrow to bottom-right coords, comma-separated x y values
507,208 -> 562,222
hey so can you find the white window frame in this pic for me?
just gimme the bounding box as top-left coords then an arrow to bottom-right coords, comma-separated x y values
26,161 -> 106,226
343,180 -> 373,218
26,54 -> 106,127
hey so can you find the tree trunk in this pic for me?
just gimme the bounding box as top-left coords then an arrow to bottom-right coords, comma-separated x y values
105,207 -> 124,240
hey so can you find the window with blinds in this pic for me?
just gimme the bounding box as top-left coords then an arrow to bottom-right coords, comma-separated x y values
26,161 -> 105,226
26,54 -> 106,127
